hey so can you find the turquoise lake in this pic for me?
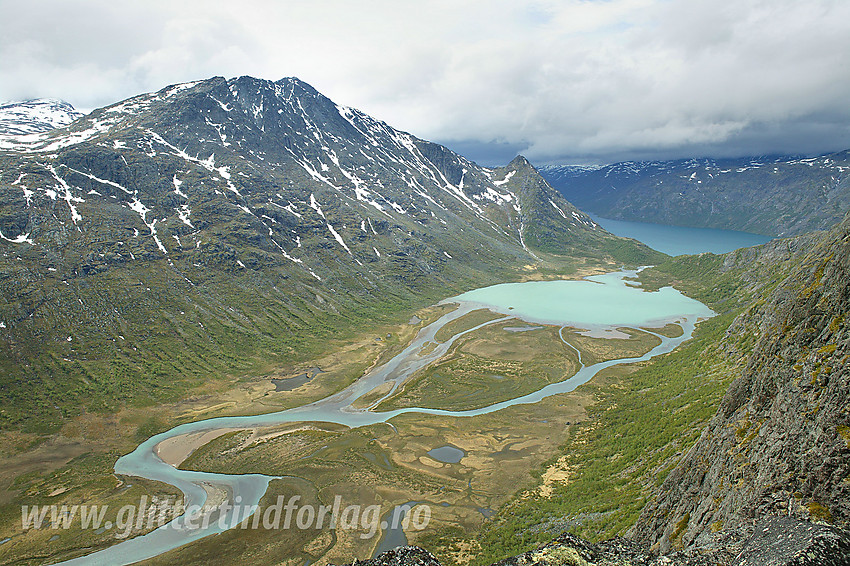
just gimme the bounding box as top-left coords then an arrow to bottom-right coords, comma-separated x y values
589,214 -> 772,256
450,270 -> 713,334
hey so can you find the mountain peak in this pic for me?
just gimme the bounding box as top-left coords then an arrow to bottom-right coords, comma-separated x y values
507,155 -> 532,169
0,98 -> 83,136
274,76 -> 318,90
0,74 -> 653,283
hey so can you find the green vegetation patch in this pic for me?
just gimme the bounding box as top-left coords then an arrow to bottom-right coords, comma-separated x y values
561,328 -> 661,366
376,324 -> 580,412
433,309 -> 507,343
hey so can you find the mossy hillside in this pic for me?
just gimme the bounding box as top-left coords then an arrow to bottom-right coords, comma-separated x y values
637,231 -> 820,312
0,249 -> 526,433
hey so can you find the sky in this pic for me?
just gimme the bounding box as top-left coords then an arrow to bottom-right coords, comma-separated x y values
2,0 -> 849,166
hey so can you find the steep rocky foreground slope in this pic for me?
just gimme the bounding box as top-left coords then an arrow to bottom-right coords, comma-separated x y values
632,210 -> 850,554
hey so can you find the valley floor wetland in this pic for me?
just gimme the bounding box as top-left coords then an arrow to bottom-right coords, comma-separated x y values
46,269 -> 713,566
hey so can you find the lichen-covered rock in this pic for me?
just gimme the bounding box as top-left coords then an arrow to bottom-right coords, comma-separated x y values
734,517 -> 850,566
492,532 -> 599,566
340,546 -> 441,566
361,518 -> 849,566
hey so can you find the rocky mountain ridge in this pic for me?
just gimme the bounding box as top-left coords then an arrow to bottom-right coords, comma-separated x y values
540,153 -> 850,237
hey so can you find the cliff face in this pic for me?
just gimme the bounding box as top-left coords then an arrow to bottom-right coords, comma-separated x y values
632,212 -> 850,553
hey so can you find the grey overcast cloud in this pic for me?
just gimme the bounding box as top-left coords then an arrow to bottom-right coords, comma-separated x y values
2,0 -> 849,165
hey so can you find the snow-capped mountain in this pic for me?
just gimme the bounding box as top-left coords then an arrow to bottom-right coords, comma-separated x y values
0,77 -> 626,272
0,98 -> 83,137
0,76 -> 658,428
540,153 -> 850,237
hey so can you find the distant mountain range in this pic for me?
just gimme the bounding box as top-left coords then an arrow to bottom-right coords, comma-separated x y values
0,76 -> 656,430
0,98 -> 83,137
540,153 -> 850,237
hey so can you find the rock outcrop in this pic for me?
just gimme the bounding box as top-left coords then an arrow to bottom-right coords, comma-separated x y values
344,546 -> 442,566
633,212 -> 850,553
354,516 -> 850,566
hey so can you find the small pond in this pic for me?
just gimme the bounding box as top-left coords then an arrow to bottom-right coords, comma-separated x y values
427,445 -> 466,463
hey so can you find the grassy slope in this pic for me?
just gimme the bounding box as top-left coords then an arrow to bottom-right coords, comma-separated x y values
0,254 -> 518,433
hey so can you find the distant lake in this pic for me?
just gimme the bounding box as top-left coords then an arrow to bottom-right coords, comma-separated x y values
588,214 -> 772,256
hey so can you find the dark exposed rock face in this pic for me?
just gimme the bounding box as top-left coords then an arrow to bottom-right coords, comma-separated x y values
360,516 -> 850,566
633,212 -> 850,553
342,546 -> 441,566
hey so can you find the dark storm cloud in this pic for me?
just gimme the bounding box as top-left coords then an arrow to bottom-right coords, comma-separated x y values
1,0 -> 848,164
